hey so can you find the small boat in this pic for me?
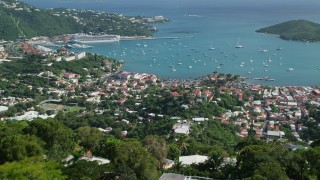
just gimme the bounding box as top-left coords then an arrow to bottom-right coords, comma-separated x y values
276,47 -> 283,50
259,48 -> 268,52
65,43 -> 92,49
235,38 -> 244,48
209,42 -> 215,50
287,68 -> 294,71
188,66 -> 192,69
172,67 -> 176,72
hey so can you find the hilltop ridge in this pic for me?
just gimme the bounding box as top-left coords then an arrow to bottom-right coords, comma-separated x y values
256,19 -> 320,42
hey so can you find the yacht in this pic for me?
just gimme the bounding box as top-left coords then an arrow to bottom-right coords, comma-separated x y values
287,68 -> 294,71
209,42 -> 215,50
259,48 -> 268,52
235,38 -> 244,48
172,65 -> 176,72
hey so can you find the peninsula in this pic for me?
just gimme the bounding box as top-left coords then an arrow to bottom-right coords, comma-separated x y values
256,19 -> 320,42
0,0 -> 168,41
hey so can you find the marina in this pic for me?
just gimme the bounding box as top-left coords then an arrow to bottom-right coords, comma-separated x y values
50,0 -> 320,86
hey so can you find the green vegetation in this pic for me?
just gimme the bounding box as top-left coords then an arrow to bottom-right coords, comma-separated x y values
0,1 -> 156,40
0,53 -> 120,100
256,19 -> 320,42
1,84 -> 320,179
40,103 -> 85,114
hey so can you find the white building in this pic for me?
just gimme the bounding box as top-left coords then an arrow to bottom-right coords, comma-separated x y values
76,52 -> 86,59
0,106 -> 9,112
179,155 -> 208,166
174,124 -> 190,135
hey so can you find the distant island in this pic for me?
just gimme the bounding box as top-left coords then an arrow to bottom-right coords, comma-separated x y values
256,19 -> 320,42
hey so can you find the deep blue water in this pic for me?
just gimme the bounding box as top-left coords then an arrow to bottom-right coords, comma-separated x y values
22,0 -> 320,86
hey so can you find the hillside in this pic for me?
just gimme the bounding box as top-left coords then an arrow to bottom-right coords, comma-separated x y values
0,0 -> 155,41
256,20 -> 320,42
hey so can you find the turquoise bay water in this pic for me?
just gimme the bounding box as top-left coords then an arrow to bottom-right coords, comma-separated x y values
22,0 -> 320,86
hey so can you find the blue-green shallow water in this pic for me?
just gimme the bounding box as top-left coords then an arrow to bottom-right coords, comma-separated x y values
22,0 -> 320,86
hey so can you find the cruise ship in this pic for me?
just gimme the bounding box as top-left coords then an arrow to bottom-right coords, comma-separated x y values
73,34 -> 120,43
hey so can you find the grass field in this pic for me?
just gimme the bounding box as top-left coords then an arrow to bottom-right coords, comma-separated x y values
40,103 -> 85,113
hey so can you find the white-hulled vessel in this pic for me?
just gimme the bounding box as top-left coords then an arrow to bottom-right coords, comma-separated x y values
235,38 -> 244,48
73,34 -> 120,43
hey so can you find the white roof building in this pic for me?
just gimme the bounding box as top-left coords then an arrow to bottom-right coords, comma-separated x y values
174,124 -> 190,135
267,130 -> 285,139
0,106 -> 9,112
179,155 -> 208,166
192,117 -> 208,122
81,156 -> 110,165
12,111 -> 55,121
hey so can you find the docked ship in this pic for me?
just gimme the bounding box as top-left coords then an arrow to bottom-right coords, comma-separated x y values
72,34 -> 120,43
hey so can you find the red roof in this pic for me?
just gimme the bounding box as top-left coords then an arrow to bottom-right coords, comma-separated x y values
170,92 -> 180,96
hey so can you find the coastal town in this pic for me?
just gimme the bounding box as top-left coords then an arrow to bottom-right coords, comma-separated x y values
1,0 -> 320,179
1,36 -> 320,143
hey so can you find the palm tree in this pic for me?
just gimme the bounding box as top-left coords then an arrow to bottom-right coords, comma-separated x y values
176,134 -> 189,155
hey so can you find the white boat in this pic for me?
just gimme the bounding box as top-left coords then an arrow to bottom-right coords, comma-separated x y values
209,42 -> 215,50
188,66 -> 192,69
172,65 -> 176,72
66,43 -> 92,49
287,68 -> 294,71
235,38 -> 244,48
73,34 -> 120,43
259,48 -> 268,52
263,60 -> 268,67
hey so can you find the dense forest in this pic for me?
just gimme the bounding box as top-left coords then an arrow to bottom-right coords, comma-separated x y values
256,20 -> 320,42
0,0 -> 155,40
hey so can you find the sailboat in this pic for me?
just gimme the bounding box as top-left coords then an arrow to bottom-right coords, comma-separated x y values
235,38 -> 244,48
209,42 -> 215,50
172,65 -> 176,72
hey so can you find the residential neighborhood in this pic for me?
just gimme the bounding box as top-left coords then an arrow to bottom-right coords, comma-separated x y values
1,0 -> 320,178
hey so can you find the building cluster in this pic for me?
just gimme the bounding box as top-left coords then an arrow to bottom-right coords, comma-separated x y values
218,85 -> 320,141
0,45 -> 9,59
1,32 -> 320,147
0,0 -> 34,12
